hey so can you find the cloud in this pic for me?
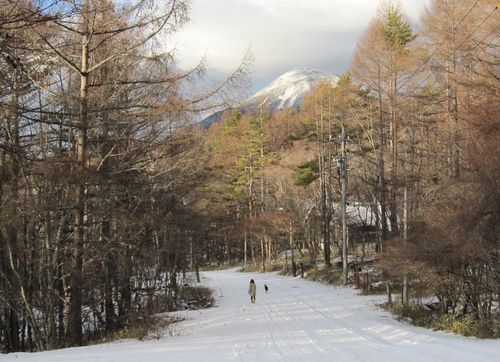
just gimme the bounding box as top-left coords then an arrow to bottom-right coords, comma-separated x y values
174,0 -> 430,92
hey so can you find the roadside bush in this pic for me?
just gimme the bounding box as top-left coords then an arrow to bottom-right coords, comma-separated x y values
434,314 -> 474,336
385,302 -> 499,339
176,285 -> 215,310
101,285 -> 215,343
494,318 -> 500,339
240,263 -> 262,272
433,315 -> 497,339
240,260 -> 282,273
305,266 -> 343,285
104,315 -> 181,342
200,263 -> 239,271
388,302 -> 434,327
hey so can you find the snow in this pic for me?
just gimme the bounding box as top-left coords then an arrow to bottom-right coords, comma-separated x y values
201,68 -> 339,128
4,269 -> 499,362
243,68 -> 339,111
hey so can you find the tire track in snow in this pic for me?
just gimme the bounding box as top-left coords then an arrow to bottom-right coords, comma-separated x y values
266,279 -> 366,361
255,275 -> 439,362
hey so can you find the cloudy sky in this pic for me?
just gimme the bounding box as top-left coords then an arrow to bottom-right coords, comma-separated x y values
174,0 -> 431,93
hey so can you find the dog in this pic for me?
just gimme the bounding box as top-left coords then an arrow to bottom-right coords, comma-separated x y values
264,284 -> 268,293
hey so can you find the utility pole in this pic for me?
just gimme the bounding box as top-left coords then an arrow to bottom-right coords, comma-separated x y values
339,125 -> 348,286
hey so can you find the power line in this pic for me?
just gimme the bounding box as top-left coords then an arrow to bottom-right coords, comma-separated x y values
401,4 -> 498,98
398,0 -> 482,92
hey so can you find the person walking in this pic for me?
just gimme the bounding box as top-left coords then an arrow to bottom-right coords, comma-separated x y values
248,279 -> 256,303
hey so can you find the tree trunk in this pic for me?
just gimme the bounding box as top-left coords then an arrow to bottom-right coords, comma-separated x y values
103,219 -> 115,333
289,224 -> 296,277
5,67 -> 21,352
70,1 -> 90,345
389,74 -> 399,235
260,237 -> 266,272
341,125 -> 348,286
377,65 -> 388,248
402,183 -> 409,304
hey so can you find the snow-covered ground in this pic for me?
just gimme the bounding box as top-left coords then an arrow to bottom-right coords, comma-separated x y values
3,269 -> 499,361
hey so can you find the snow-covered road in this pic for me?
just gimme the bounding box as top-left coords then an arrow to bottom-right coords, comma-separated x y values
3,269 -> 499,361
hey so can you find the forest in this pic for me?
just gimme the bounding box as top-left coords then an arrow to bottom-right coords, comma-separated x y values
0,0 -> 499,352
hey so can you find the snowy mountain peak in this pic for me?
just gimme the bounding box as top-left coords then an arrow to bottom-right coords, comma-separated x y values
201,68 -> 339,128
243,67 -> 339,111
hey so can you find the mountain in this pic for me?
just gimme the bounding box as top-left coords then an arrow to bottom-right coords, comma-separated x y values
242,67 -> 339,111
201,67 -> 339,128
